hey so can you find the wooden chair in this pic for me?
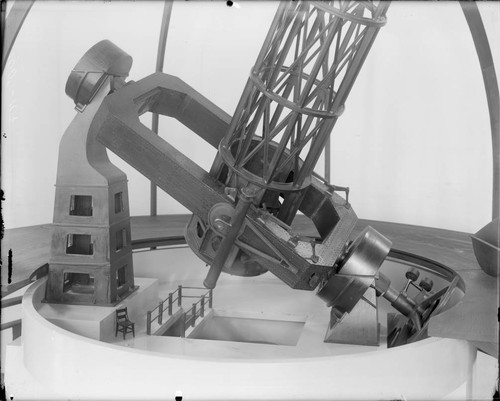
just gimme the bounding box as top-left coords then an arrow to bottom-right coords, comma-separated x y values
115,307 -> 135,339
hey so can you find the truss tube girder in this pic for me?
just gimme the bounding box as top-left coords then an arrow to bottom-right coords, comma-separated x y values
217,0 -> 389,207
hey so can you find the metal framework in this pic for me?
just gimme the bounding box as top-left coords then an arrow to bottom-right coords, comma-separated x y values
214,1 -> 389,223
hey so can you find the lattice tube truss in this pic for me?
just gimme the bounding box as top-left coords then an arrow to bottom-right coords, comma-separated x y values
213,1 -> 389,224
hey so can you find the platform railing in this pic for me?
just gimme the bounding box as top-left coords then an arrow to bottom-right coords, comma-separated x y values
180,288 -> 213,337
147,285 -> 213,335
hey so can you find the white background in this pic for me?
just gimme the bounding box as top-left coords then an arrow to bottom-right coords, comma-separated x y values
2,1 -> 499,233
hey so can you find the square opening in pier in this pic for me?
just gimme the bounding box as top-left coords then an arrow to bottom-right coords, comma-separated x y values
63,272 -> 95,294
69,195 -> 93,216
66,234 -> 94,255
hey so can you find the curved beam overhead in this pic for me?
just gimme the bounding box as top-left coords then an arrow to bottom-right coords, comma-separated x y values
460,1 -> 499,220
151,0 -> 174,217
1,0 -> 35,74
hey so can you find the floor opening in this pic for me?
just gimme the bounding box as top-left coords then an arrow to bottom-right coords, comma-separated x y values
185,314 -> 305,346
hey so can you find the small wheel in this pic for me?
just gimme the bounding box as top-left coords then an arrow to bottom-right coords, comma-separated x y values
420,277 -> 434,292
405,267 -> 420,282
208,203 -> 234,235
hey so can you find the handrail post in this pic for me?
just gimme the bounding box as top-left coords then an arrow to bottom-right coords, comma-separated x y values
181,313 -> 186,338
147,311 -> 152,335
178,285 -> 182,306
168,292 -> 173,315
192,303 -> 196,327
158,301 -> 163,325
201,295 -> 205,317
209,289 -> 213,308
